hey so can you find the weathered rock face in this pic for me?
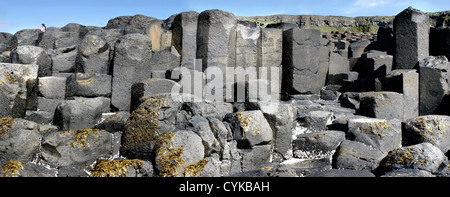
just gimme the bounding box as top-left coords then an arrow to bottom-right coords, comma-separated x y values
111,33 -> 152,111
75,35 -> 110,74
0,63 -> 38,118
0,118 -> 41,162
394,7 -> 430,69
404,115 -> 450,153
418,56 -> 450,115
11,45 -> 52,77
171,11 -> 199,69
282,27 -> 329,94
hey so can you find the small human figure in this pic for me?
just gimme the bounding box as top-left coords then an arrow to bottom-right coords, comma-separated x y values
37,24 -> 46,32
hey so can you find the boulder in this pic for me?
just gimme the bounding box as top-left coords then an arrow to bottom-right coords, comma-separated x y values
50,50 -> 77,73
94,111 -> 130,132
354,51 -> 393,91
380,142 -> 445,173
11,45 -> 52,77
120,93 -> 194,160
37,97 -> 64,114
183,100 -> 233,120
349,40 -> 371,58
328,52 -> 349,75
153,130 -> 205,177
292,130 -> 345,159
38,76 -> 67,99
282,28 -> 329,94
240,144 -> 273,172
418,56 -> 450,115
259,101 -> 295,158
297,110 -> 333,132
347,117 -> 402,153
67,73 -> 112,97
0,63 -> 39,118
383,69 -> 419,121
0,32 -> 13,52
357,91 -> 403,120
224,110 -> 273,148
11,29 -> 42,48
111,33 -> 153,111
394,7 -> 430,69
189,115 -> 221,156
41,129 -> 112,169
75,35 -> 110,74
0,118 -> 41,162
53,97 -> 108,130
334,140 -> 386,171
404,115 -> 450,152
0,159 -> 58,177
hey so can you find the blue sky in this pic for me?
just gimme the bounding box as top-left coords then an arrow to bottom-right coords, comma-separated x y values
1,0 -> 449,34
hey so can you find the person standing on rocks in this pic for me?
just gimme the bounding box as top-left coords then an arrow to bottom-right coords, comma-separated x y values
38,24 -> 46,32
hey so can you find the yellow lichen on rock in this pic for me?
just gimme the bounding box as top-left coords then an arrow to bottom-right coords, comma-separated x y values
0,161 -> 23,177
184,158 -> 209,177
0,117 -> 15,138
90,159 -> 144,177
60,129 -> 103,150
122,94 -> 167,151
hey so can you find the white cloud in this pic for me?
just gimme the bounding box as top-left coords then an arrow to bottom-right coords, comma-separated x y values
353,0 -> 392,7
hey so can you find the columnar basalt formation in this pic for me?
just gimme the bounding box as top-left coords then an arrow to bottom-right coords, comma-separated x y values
1,7 -> 450,177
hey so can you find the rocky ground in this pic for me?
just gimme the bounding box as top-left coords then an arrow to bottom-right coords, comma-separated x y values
0,7 -> 449,177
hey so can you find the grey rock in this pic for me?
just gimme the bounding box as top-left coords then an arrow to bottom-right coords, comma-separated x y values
11,45 -> 52,77
348,117 -> 402,153
381,169 -> 435,177
184,100 -> 233,120
53,97 -> 107,130
197,9 -> 237,87
50,50 -> 77,73
358,91 -> 403,120
111,33 -> 153,111
57,166 -> 89,177
293,130 -> 345,159
0,63 -> 39,118
349,40 -> 371,58
94,111 -> 130,132
11,29 -> 42,48
418,56 -> 449,115
394,7 -> 429,69
153,130 -> 205,176
75,35 -> 110,74
282,28 -> 329,94
25,110 -> 54,125
120,93 -> 194,160
224,110 -> 273,148
259,101 -> 295,158
172,11 -> 199,69
240,144 -> 273,172
37,97 -> 64,114
297,110 -> 333,132
307,169 -> 375,177
404,115 -> 450,152
41,129 -> 112,169
131,78 -> 180,111
189,115 -> 221,156
380,142 -> 445,173
383,69 -> 419,121
38,76 -> 66,99
67,73 -> 111,97
328,52 -> 349,75
0,118 -> 41,162
334,140 -> 386,171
